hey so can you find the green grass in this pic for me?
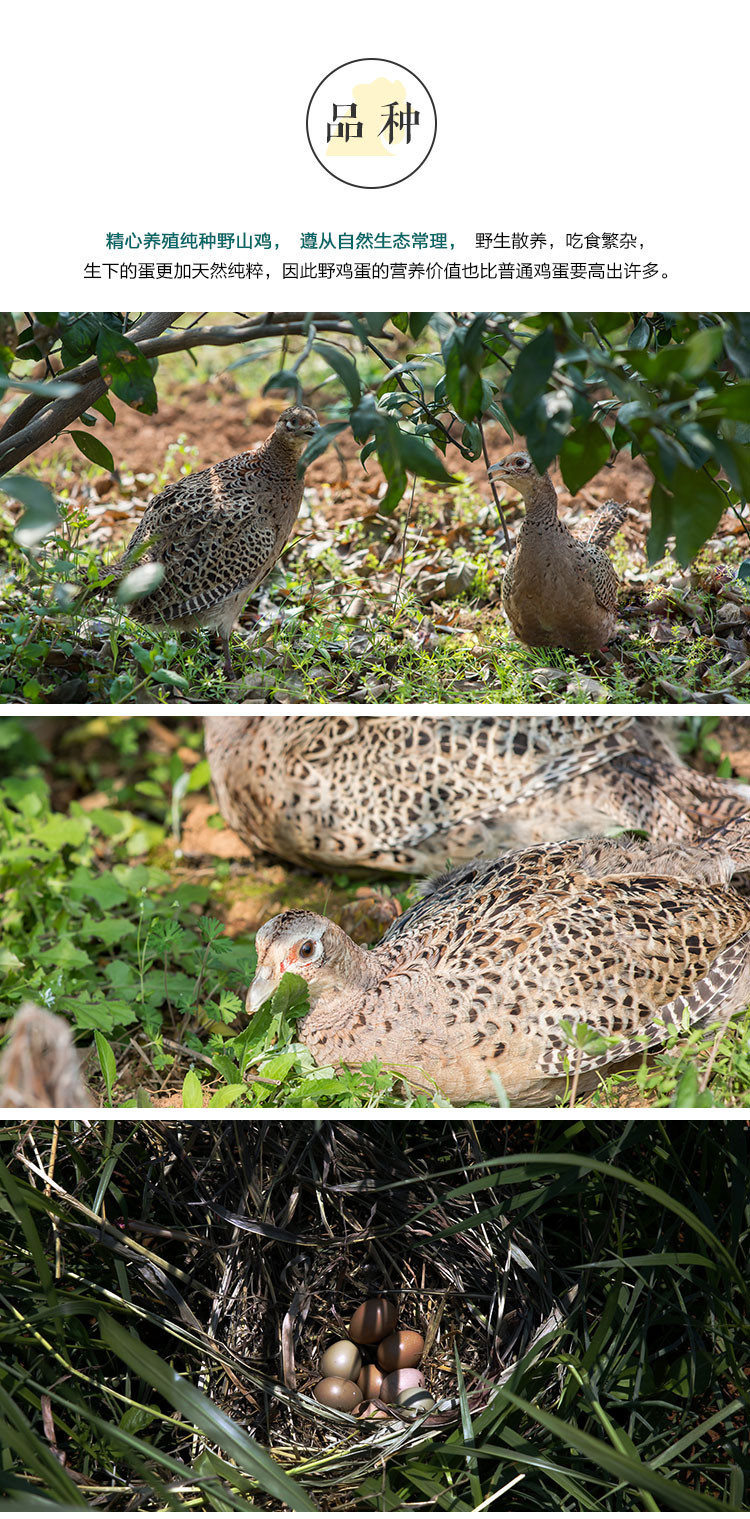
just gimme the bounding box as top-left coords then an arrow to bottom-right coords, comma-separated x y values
0,717 -> 424,1106
1,716 -> 749,1109
3,325 -> 750,703
5,491 -> 748,704
0,1119 -> 747,1509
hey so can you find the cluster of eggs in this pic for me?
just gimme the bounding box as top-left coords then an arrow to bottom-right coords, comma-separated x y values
313,1295 -> 435,1417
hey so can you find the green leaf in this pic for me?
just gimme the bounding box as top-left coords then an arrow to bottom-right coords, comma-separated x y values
376,439 -> 408,514
525,389 -> 574,475
0,1385 -> 84,1508
152,668 -> 189,690
362,313 -> 391,336
298,420 -> 347,469
409,312 -> 434,340
182,1069 -> 204,1108
708,381 -> 750,421
207,1084 -> 248,1107
681,324 -> 726,379
312,341 -> 362,405
0,949 -> 24,974
69,430 -> 115,473
261,369 -> 302,399
92,393 -> 117,425
95,1031 -> 117,1103
646,477 -> 671,563
0,372 -> 79,400
487,400 -> 515,440
98,1313 -> 315,1510
96,328 -> 158,414
115,562 -> 165,604
350,391 -> 380,444
715,439 -> 750,499
186,759 -> 211,793
671,1065 -> 716,1107
270,971 -> 309,1018
442,316 -> 487,422
647,464 -> 727,566
494,1386 -> 723,1510
504,327 -> 557,425
1,476 -> 61,547
559,420 -> 612,495
258,1052 -> 297,1082
118,1404 -> 161,1436
461,421 -> 483,459
396,431 -> 458,485
627,315 -> 651,350
61,311 -> 122,366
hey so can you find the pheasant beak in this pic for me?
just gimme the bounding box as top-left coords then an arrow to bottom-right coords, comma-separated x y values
246,967 -> 276,1013
487,462 -> 504,477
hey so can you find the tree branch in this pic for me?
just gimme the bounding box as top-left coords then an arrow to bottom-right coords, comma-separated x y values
0,312 -> 183,447
0,313 -> 369,475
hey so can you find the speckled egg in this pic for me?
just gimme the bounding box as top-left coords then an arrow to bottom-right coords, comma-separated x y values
320,1339 -> 362,1381
348,1296 -> 398,1345
357,1363 -> 384,1399
376,1329 -> 424,1372
313,1377 -> 362,1412
395,1388 -> 435,1414
380,1367 -> 425,1404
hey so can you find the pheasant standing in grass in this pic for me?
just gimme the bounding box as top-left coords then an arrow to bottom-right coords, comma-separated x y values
488,450 -> 626,654
204,714 -> 750,875
104,405 -> 319,677
248,816 -> 750,1105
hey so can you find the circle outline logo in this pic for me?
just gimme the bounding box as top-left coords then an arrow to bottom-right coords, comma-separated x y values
306,57 -> 437,190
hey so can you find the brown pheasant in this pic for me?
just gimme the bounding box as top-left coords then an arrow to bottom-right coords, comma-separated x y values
204,714 -> 750,875
103,405 -> 319,677
0,1004 -> 91,1108
488,450 -> 626,654
247,817 -> 750,1105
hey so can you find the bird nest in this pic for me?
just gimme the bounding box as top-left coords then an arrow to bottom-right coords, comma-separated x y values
158,1121 -> 574,1493
13,1120 -> 576,1503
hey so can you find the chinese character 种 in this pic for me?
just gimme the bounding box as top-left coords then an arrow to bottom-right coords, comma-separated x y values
380,101 -> 420,145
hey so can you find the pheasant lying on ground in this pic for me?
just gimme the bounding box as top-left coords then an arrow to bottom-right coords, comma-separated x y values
204,714 -> 750,875
488,450 -> 626,654
0,1004 -> 91,1107
247,816 -> 750,1105
100,406 -> 319,677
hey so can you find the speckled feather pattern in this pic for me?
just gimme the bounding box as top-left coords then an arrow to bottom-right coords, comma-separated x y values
206,714 -> 750,875
250,820 -> 750,1104
489,451 -> 626,654
108,406 -> 318,637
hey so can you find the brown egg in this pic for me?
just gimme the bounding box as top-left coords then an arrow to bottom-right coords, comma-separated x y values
395,1387 -> 435,1414
320,1339 -> 362,1381
348,1296 -> 398,1345
357,1363 -> 384,1399
380,1367 -> 425,1404
313,1377 -> 362,1412
357,1401 -> 390,1420
376,1329 -> 424,1372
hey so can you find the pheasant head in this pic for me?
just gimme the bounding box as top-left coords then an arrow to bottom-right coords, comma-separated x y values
272,406 -> 319,456
488,449 -> 544,501
247,910 -> 375,1012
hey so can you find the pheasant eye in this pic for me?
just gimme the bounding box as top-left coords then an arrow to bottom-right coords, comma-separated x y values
298,939 -> 317,960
